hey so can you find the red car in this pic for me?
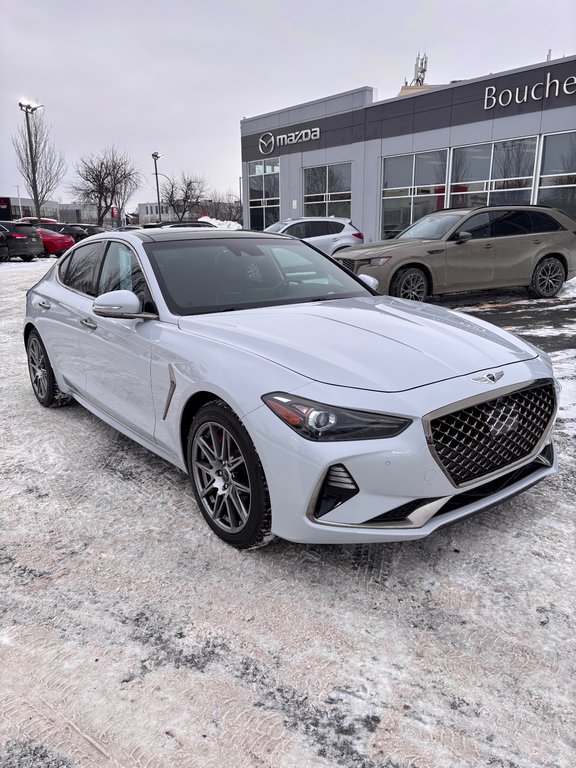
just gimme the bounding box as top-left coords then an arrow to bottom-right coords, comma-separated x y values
36,227 -> 75,257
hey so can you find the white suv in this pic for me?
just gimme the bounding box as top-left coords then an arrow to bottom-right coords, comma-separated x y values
265,217 -> 363,256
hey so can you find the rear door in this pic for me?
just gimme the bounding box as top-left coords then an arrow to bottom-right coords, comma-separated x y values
490,209 -> 535,286
34,240 -> 104,393
304,220 -> 338,255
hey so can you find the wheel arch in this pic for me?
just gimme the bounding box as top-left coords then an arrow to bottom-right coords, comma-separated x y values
179,390 -> 226,471
23,322 -> 37,347
534,252 -> 568,276
388,262 -> 435,295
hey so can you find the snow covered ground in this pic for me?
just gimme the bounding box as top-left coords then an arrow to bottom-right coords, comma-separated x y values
0,262 -> 574,768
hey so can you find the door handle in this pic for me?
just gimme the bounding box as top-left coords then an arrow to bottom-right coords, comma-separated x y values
38,300 -> 51,310
483,243 -> 494,249
533,239 -> 543,244
79,318 -> 97,330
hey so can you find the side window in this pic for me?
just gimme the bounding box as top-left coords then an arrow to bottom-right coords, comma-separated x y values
327,221 -> 345,234
530,212 -> 564,233
60,242 -> 102,295
284,223 -> 307,239
98,241 -> 147,303
491,210 -> 532,237
306,221 -> 330,238
460,212 -> 492,239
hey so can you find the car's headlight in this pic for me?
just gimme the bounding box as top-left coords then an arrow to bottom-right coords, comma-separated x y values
262,392 -> 412,441
369,256 -> 392,266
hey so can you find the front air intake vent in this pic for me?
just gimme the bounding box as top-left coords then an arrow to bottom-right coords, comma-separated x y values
314,464 -> 359,519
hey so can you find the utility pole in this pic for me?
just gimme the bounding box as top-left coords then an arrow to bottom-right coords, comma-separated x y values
152,152 -> 163,222
18,100 -> 44,221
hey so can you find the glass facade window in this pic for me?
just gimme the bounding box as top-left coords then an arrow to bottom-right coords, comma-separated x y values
304,162 -> 352,218
537,131 -> 576,219
450,138 -> 536,210
380,150 -> 447,238
248,157 -> 280,230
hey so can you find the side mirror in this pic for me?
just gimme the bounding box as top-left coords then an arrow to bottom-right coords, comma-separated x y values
93,290 -> 156,319
359,274 -> 379,291
457,231 -> 472,243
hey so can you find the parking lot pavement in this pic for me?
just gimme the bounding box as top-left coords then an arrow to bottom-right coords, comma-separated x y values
1,261 -> 575,768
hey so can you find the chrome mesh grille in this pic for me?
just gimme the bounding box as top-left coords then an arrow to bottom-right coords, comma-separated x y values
429,381 -> 556,486
338,258 -> 356,272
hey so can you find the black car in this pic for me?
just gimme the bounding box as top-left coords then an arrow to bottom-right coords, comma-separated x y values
0,222 -> 43,261
75,224 -> 106,238
35,222 -> 86,242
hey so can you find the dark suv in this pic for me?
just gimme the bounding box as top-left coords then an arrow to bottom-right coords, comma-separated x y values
0,222 -> 44,261
335,205 -> 576,300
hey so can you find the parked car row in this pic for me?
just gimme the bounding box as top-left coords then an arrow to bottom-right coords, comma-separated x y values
0,220 -> 108,262
5,205 -> 576,304
263,206 -> 576,301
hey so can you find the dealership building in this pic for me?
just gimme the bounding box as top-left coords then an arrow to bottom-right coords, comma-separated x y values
240,55 -> 576,241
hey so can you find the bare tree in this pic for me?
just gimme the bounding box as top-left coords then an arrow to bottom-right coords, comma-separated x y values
203,191 -> 243,224
70,147 -> 140,226
114,174 -> 142,226
12,111 -> 66,219
161,173 -> 209,221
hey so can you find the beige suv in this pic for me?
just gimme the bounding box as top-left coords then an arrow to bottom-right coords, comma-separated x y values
335,205 -> 576,301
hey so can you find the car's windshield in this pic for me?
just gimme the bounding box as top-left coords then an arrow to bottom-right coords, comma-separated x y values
398,212 -> 466,240
263,222 -> 286,233
144,237 -> 371,315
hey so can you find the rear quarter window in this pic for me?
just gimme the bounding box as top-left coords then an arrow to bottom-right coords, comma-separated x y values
530,212 -> 564,232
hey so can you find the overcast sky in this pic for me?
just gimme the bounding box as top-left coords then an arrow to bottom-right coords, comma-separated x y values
1,0 -> 575,210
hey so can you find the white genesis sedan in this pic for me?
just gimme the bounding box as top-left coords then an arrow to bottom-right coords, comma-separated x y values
25,229 -> 559,549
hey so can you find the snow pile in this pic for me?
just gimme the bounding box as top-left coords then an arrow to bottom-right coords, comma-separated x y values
198,216 -> 242,230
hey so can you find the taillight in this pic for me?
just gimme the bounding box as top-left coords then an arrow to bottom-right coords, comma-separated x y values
12,233 -> 27,239
353,232 -> 363,240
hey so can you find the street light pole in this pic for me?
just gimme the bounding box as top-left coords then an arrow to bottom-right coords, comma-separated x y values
151,152 -> 163,223
14,186 -> 23,218
18,100 -> 44,221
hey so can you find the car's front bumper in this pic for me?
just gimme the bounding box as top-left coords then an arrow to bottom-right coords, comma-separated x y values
243,358 -> 559,544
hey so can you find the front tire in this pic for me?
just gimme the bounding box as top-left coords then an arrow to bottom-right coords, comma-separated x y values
526,257 -> 565,298
187,401 -> 273,549
20,255 -> 34,262
389,267 -> 428,301
26,330 -> 72,408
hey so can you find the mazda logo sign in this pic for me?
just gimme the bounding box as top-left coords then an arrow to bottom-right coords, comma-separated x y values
259,132 -> 275,155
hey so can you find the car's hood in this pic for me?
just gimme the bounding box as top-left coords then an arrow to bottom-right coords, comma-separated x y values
178,297 -> 538,392
343,238 -> 436,259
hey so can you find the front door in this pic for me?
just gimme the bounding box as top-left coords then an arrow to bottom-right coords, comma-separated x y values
79,241 -> 156,440
444,211 -> 495,290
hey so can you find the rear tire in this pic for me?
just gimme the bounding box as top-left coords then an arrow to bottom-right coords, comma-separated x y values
26,330 -> 72,408
389,267 -> 428,301
20,255 -> 34,262
526,257 -> 565,298
187,401 -> 274,549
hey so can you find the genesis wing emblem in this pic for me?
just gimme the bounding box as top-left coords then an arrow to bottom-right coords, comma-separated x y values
471,370 -> 505,384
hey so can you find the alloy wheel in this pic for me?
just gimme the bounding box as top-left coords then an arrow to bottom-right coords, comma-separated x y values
28,336 -> 48,400
399,272 -> 427,301
536,260 -> 564,296
191,421 -> 252,533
